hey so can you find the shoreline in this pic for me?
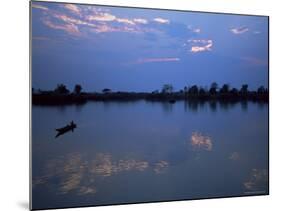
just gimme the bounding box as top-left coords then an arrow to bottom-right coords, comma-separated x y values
32,92 -> 269,106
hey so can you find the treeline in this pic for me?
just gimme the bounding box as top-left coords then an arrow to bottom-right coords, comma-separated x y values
32,83 -> 268,105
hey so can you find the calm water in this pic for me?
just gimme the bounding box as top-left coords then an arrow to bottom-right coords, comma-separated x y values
32,100 -> 268,209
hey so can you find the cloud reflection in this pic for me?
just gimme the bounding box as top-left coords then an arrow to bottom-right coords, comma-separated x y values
229,152 -> 240,161
154,160 -> 169,174
33,152 -> 167,195
190,132 -> 213,151
244,169 -> 268,191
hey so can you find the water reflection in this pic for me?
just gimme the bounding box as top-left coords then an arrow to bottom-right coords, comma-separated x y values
190,132 -> 213,151
154,161 -> 169,174
33,152 -> 169,196
244,169 -> 268,192
229,152 -> 240,161
241,101 -> 248,111
208,101 -> 217,112
32,100 -> 268,208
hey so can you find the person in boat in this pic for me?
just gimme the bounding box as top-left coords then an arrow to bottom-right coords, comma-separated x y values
70,121 -> 75,131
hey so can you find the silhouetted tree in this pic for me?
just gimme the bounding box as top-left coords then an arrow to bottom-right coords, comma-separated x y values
188,85 -> 199,95
199,87 -> 206,96
240,84 -> 248,94
230,88 -> 238,95
102,88 -> 111,93
220,84 -> 230,94
54,84 -> 70,94
162,84 -> 173,93
209,82 -> 218,95
74,84 -> 82,95
257,86 -> 265,94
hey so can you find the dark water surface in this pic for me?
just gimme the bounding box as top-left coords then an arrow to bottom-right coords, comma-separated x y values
32,100 -> 268,209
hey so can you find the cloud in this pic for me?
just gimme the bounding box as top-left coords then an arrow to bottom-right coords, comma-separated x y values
86,12 -> 116,22
153,17 -> 170,24
63,4 -> 81,16
253,31 -> 261,34
116,18 -> 135,25
133,18 -> 148,24
34,4 -> 178,37
43,19 -> 81,36
230,26 -> 249,34
53,13 -> 94,26
187,39 -> 213,53
190,132 -> 213,151
32,3 -> 49,11
188,25 -> 201,33
193,28 -> 201,33
135,57 -> 180,64
241,57 -> 268,66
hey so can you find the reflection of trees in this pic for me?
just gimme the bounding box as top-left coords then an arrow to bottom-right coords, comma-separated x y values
209,100 -> 217,112
183,100 -> 250,113
241,100 -> 248,111
186,100 -> 199,112
257,101 -> 266,110
161,102 -> 174,113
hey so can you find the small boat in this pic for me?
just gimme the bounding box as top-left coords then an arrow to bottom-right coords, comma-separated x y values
55,121 -> 77,138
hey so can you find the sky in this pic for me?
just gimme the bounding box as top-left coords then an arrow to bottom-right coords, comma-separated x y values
31,1 -> 269,92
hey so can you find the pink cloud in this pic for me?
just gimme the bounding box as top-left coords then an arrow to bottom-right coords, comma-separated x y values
136,57 -> 180,64
116,18 -> 135,25
86,13 -> 116,22
43,19 -> 81,36
36,4 -> 168,36
53,14 -> 96,27
63,4 -> 81,16
153,18 -> 170,24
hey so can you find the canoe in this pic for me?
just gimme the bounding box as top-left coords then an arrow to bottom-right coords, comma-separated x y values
56,124 -> 76,133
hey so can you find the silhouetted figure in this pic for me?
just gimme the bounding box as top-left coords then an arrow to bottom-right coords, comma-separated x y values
55,121 -> 77,138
